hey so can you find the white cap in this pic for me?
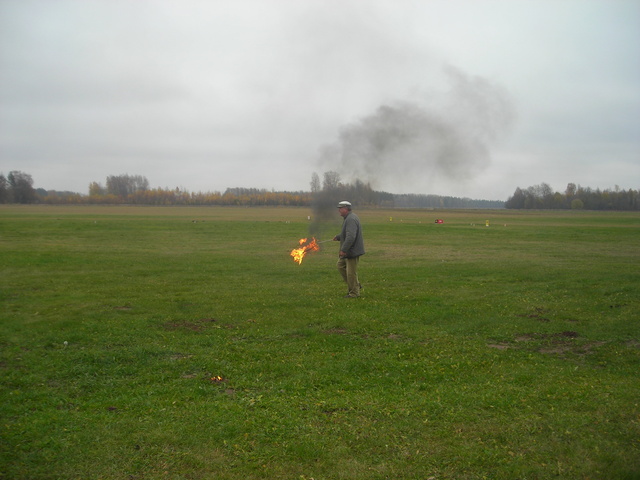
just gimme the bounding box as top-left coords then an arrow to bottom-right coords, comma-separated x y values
337,201 -> 352,208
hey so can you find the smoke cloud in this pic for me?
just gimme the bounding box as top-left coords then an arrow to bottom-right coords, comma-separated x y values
318,65 -> 515,192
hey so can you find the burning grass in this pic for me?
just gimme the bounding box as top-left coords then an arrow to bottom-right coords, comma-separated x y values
290,236 -> 320,264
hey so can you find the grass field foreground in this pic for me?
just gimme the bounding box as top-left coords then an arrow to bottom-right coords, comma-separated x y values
1,205 -> 639,479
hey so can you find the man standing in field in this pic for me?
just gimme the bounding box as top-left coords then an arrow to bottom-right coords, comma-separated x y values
333,201 -> 365,298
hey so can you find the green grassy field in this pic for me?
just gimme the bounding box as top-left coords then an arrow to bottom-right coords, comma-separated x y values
1,205 -> 639,479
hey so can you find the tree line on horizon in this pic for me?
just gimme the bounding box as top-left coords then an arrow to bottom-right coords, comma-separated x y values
505,182 -> 639,211
1,170 -> 637,210
0,170 -> 504,209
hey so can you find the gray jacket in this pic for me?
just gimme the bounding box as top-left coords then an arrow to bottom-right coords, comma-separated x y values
337,212 -> 365,258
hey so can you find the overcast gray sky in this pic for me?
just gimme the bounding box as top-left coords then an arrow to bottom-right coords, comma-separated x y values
1,0 -> 639,200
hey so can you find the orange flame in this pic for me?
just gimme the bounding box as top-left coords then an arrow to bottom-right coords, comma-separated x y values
290,237 -> 320,264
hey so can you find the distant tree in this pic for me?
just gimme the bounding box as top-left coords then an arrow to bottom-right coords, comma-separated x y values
106,174 -> 149,197
322,171 -> 341,191
8,170 -> 37,204
134,175 -> 149,191
565,183 -> 577,198
539,182 -> 554,208
0,174 -> 8,203
505,187 -> 526,209
107,175 -> 127,197
89,182 -> 106,196
552,192 -> 565,208
310,172 -> 321,193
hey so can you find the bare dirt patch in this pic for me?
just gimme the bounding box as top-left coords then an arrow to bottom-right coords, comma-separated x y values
489,331 -> 607,357
487,343 -> 511,350
323,328 -> 348,335
517,307 -> 550,322
163,318 -> 218,331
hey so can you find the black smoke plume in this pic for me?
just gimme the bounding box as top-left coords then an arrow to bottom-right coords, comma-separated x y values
318,65 -> 515,191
